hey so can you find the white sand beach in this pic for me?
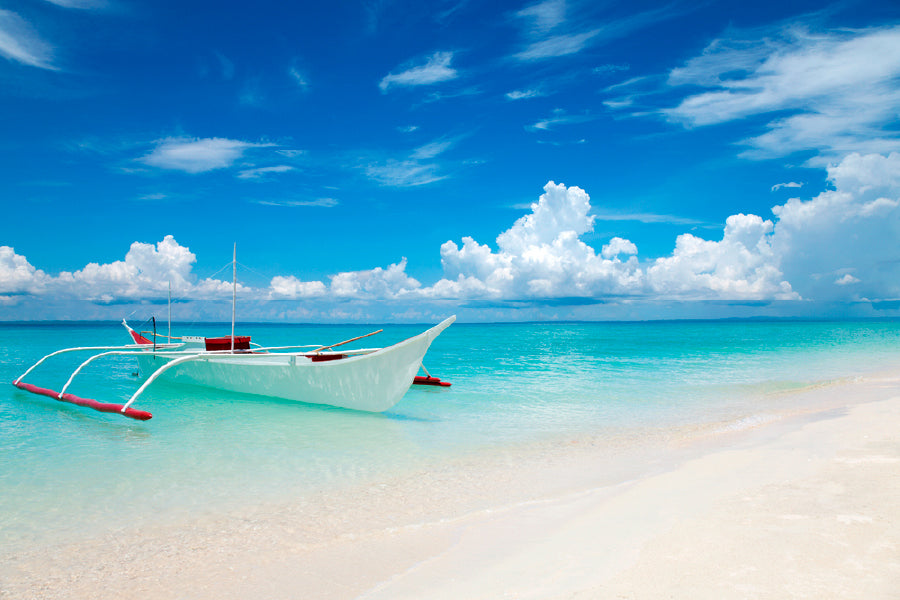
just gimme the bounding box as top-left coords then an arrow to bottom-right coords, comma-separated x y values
2,372 -> 899,599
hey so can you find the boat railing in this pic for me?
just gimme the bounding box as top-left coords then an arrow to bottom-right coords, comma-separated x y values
127,345 -> 382,357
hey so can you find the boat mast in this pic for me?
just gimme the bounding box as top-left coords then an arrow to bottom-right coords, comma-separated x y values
231,243 -> 236,353
167,280 -> 172,342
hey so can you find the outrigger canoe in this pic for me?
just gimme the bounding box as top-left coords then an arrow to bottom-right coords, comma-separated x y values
12,316 -> 455,420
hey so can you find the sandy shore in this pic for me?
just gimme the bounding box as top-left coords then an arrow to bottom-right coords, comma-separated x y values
2,373 -> 899,599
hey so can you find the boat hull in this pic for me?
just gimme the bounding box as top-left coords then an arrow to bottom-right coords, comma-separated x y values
134,317 -> 454,412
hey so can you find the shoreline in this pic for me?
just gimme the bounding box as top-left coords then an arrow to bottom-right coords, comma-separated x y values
2,371 -> 899,598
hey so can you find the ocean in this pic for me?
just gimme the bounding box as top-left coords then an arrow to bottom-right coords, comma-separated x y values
2,319 -> 900,557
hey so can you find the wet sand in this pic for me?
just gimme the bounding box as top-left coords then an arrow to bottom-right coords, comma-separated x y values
2,372 -> 899,599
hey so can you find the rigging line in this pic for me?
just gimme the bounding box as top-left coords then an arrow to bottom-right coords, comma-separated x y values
234,260 -> 271,284
156,260 -> 236,308
204,260 -> 237,282
144,255 -> 253,337
131,259 -> 240,340
184,256 -> 245,334
176,259 -> 240,334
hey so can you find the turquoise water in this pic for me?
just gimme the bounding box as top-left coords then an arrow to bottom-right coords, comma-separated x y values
2,319 -> 900,552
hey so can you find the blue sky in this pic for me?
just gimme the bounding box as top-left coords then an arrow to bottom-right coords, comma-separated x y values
2,0 -> 900,322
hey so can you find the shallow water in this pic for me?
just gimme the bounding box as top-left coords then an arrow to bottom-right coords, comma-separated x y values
2,319 -> 899,552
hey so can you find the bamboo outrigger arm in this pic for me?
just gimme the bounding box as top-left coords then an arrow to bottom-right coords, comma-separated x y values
12,343 -> 182,421
58,349 -> 178,398
121,353 -> 208,412
13,344 -> 182,386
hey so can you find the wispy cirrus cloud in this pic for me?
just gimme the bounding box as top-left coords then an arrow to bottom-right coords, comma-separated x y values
506,88 -> 545,101
42,0 -> 108,8
0,9 -> 56,70
214,51 -> 234,80
136,192 -> 168,201
411,139 -> 455,160
771,182 -> 803,192
254,197 -> 338,208
600,75 -> 662,111
514,29 -> 602,61
592,211 -> 708,226
506,62 -> 621,103
661,24 -> 900,162
288,64 -> 309,89
526,108 -> 593,131
364,160 -> 446,187
515,0 -> 566,36
379,51 -> 459,92
511,1 -> 684,62
362,137 -> 461,187
140,137 -> 273,174
593,63 -> 629,75
237,165 -> 295,179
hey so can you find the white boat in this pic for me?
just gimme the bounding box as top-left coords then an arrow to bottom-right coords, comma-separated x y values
12,317 -> 455,420
12,245 -> 455,420
123,316 -> 455,413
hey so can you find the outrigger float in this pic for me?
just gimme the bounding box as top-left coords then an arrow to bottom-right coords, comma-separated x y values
12,246 -> 453,421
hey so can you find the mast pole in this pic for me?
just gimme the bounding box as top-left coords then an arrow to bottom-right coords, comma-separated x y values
167,280 -> 172,342
231,243 -> 236,353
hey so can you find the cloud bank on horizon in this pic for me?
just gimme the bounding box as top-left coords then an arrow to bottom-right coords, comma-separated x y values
3,150 -> 899,321
2,2 -> 900,321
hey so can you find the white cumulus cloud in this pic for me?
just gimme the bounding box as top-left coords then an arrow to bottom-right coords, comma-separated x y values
424,181 -> 643,299
647,214 -> 797,300
269,276 -> 327,299
330,259 -> 421,299
601,237 -> 638,259
0,246 -> 50,296
56,235 -> 201,301
6,154 -> 900,318
771,152 -> 900,301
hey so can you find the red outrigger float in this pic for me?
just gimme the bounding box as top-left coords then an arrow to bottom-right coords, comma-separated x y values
12,381 -> 154,421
